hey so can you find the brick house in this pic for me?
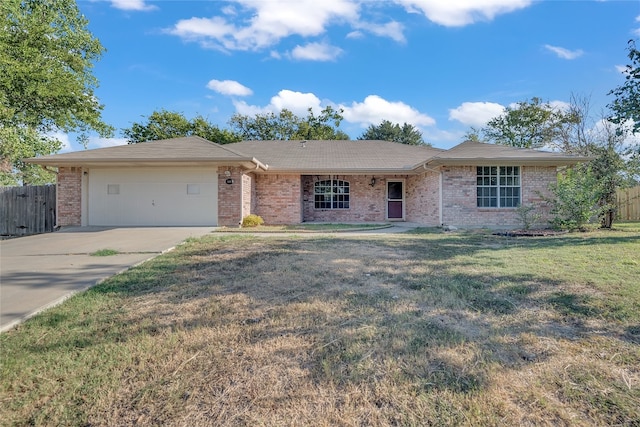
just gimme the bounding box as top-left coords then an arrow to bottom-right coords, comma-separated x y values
25,136 -> 588,229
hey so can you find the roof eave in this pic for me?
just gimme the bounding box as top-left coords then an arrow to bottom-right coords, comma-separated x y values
257,167 -> 422,175
23,157 -> 264,169
425,157 -> 591,167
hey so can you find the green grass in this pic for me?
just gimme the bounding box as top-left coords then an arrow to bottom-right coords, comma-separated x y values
1,224 -> 639,426
90,248 -> 120,256
218,222 -> 392,232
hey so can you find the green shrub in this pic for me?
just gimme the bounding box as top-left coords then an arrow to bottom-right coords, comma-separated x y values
242,214 -> 264,227
546,167 -> 599,231
515,204 -> 542,230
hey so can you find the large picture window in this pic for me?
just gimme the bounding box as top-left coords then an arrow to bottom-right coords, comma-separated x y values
477,166 -> 520,208
315,179 -> 350,209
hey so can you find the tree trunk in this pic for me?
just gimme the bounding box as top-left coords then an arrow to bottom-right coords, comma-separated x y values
601,209 -> 615,229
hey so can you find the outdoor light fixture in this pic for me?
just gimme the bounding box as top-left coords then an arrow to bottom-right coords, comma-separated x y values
370,177 -> 376,187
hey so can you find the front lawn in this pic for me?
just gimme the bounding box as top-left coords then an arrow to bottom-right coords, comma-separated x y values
1,225 -> 639,426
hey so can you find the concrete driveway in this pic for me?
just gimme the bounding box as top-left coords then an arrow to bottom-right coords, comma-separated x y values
0,227 -> 215,332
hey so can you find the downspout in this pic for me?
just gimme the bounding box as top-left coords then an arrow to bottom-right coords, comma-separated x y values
246,159 -> 268,226
439,170 -> 443,226
239,170 -> 244,226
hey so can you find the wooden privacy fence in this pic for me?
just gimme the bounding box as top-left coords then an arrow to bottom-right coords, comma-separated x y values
0,185 -> 56,237
616,186 -> 640,221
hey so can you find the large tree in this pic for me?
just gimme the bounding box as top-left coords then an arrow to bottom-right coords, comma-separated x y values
229,106 -> 349,140
482,97 -> 579,149
357,120 -> 429,146
0,0 -> 113,185
122,110 -> 241,144
608,39 -> 640,135
607,39 -> 640,185
481,94 -> 634,229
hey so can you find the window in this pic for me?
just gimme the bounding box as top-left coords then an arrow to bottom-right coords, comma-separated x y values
314,179 -> 350,209
477,166 -> 520,208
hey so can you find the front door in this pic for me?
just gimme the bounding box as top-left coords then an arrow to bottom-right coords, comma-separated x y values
387,180 -> 404,220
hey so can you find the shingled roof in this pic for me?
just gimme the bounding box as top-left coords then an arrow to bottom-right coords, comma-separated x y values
25,137 -> 589,171
24,136 -> 267,169
422,140 -> 590,167
228,140 -> 444,173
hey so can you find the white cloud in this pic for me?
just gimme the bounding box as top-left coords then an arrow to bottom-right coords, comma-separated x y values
167,0 -> 359,51
544,44 -> 584,60
233,89 -> 323,117
87,137 -> 129,149
353,20 -> 406,43
616,64 -> 629,74
48,131 -> 73,153
206,79 -> 253,96
109,0 -> 156,11
49,132 -> 127,152
229,91 -> 435,133
448,102 -> 505,127
392,0 -> 532,27
169,17 -> 238,51
166,0 -> 531,54
548,100 -> 571,112
340,95 -> 436,127
290,42 -> 343,61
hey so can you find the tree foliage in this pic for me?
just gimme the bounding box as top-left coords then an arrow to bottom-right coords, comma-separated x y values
357,120 -> 429,146
588,123 -> 629,228
546,166 -> 600,231
0,128 -> 59,185
229,106 -> 349,140
482,97 -> 579,149
122,110 -> 241,144
480,93 -> 635,229
608,39 -> 640,135
0,0 -> 113,184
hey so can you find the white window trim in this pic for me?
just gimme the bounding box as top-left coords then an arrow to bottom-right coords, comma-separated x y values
476,166 -> 521,208
314,176 -> 350,210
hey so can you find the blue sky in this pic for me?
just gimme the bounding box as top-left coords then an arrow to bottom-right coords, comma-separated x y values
64,0 -> 640,151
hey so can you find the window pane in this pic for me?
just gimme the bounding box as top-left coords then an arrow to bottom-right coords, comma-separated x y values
315,179 -> 349,209
477,165 -> 520,208
388,182 -> 402,199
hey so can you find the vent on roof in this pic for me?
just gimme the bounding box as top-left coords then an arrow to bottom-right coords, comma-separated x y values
301,140 -> 306,148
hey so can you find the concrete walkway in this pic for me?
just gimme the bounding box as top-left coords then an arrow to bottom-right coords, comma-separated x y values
0,227 -> 215,332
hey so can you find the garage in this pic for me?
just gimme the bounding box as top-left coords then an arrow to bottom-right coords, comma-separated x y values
87,167 -> 218,226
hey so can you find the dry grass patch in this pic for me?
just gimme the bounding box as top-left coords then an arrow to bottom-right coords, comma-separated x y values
2,228 -> 639,426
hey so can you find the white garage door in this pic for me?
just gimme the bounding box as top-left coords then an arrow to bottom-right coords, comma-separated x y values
88,167 -> 218,226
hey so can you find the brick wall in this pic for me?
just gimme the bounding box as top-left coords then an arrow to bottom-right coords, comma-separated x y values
405,171 -> 440,225
255,174 -> 302,224
218,167 -> 243,226
57,167 -> 82,227
301,175 -> 389,222
441,165 -> 557,228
